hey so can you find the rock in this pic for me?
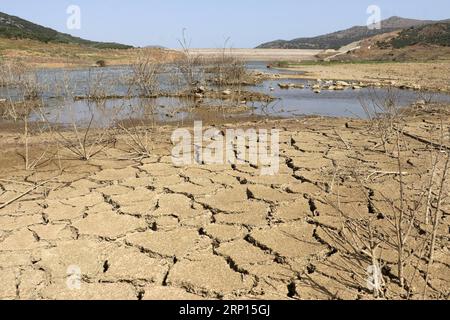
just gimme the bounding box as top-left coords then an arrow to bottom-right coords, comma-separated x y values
269,87 -> 275,91
334,85 -> 345,90
194,93 -> 203,99
327,85 -> 336,90
222,89 -> 232,96
278,83 -> 290,89
0,99 -> 6,103
352,85 -> 362,90
336,81 -> 350,86
312,84 -> 321,90
196,86 -> 206,94
416,99 -> 426,106
313,89 -> 321,94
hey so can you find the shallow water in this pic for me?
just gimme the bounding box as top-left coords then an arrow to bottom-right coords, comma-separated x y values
2,61 -> 450,126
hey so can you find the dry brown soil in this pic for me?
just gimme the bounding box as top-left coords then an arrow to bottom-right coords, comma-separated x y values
0,107 -> 449,300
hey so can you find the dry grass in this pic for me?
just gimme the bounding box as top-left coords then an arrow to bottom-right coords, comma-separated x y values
0,37 -> 182,69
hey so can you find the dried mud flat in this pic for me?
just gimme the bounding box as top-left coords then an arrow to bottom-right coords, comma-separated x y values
0,108 -> 449,300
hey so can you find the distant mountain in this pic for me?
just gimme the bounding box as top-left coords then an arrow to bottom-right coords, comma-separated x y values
256,16 -> 436,49
0,11 -> 132,49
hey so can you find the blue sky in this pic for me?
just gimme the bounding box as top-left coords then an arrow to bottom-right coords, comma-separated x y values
1,0 -> 449,48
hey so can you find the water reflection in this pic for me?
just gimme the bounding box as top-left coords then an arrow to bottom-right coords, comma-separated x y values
1,62 -> 450,127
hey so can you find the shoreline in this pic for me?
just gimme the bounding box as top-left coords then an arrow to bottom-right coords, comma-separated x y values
272,60 -> 450,92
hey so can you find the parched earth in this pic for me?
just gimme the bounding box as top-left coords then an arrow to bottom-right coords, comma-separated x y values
0,109 -> 449,300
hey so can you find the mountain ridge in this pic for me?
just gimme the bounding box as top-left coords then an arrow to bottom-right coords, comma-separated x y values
0,11 -> 132,49
256,16 -> 439,49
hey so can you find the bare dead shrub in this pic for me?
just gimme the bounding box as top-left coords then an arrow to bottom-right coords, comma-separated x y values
131,50 -> 164,97
326,94 -> 450,299
360,86 -> 405,154
40,69 -> 119,161
0,61 -> 51,170
173,29 -> 206,93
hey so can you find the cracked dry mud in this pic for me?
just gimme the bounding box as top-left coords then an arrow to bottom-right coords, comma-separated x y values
0,113 -> 449,300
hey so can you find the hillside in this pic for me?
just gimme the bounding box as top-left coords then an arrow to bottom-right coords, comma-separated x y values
321,22 -> 450,62
0,11 -> 132,49
389,22 -> 450,48
0,37 -> 182,69
257,16 -> 435,49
